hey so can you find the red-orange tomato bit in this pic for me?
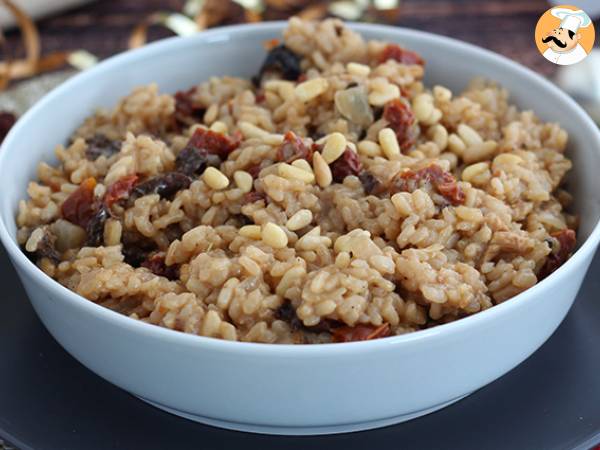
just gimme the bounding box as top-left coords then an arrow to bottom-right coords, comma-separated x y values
60,177 -> 97,228
104,174 -> 139,208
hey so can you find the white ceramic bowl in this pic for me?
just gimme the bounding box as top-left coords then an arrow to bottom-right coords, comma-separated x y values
1,22 -> 599,436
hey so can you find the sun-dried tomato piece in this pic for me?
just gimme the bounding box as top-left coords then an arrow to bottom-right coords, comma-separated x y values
378,44 -> 425,66
174,87 -> 205,126
276,131 -> 313,163
254,45 -> 302,85
390,164 -> 465,205
383,99 -> 417,151
540,229 -> 577,279
61,178 -> 97,228
141,253 -> 180,281
85,134 -> 121,161
243,191 -> 267,204
187,127 -> 240,159
0,111 -> 17,144
436,179 -> 465,205
104,175 -> 139,208
332,323 -> 391,343
86,204 -> 110,247
330,148 -> 363,183
132,173 -> 192,201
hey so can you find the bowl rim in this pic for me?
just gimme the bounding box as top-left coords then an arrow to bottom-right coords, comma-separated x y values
1,20 -> 599,355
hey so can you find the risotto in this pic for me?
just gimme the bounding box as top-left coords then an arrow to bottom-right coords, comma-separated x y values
17,18 -> 577,344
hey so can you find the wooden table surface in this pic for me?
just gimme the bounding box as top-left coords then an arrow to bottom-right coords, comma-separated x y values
5,0 -> 598,80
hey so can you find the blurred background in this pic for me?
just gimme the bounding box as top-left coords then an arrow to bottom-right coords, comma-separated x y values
0,0 -> 598,132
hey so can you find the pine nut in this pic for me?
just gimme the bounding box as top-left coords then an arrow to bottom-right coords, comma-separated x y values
239,225 -> 262,239
494,153 -> 523,165
347,62 -> 371,77
209,121 -> 228,133
203,167 -> 230,190
461,162 -> 490,183
457,124 -> 483,147
104,219 -> 122,246
238,121 -> 268,139
378,128 -> 400,159
368,83 -> 400,106
279,163 -> 315,183
312,152 -> 332,187
463,140 -> 498,164
265,80 -> 296,102
295,77 -> 329,102
421,108 -> 442,126
412,93 -> 434,122
433,85 -> 452,102
439,151 -> 458,169
262,222 -> 288,249
428,124 -> 448,151
321,132 -> 347,163
291,159 -> 313,173
286,209 -> 313,231
204,103 -> 218,124
233,170 -> 253,193
357,140 -> 382,157
448,133 -> 466,155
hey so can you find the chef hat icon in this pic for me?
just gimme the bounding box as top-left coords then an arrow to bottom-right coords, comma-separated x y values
551,8 -> 592,33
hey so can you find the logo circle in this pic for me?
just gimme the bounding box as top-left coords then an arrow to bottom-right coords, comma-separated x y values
535,5 -> 595,65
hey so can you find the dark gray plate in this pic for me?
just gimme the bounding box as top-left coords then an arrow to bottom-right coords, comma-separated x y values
1,245 -> 599,450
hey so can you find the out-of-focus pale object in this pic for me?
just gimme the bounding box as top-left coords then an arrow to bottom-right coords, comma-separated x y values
548,0 -> 600,19
0,0 -> 95,28
555,52 -> 600,124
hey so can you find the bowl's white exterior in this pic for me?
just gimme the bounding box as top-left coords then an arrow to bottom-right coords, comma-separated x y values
1,22 -> 599,435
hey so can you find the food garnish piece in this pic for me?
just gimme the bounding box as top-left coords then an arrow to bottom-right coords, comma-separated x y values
174,87 -> 205,126
85,134 -> 121,161
330,148 -> 362,182
383,98 -> 417,152
276,131 -> 313,163
132,172 -> 192,201
358,171 -> 384,195
390,164 -> 465,205
254,44 -> 302,85
540,229 -> 577,278
61,177 -> 98,228
186,127 -> 240,159
141,253 -> 180,281
378,43 -> 425,66
85,204 -> 110,247
104,175 -> 139,207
